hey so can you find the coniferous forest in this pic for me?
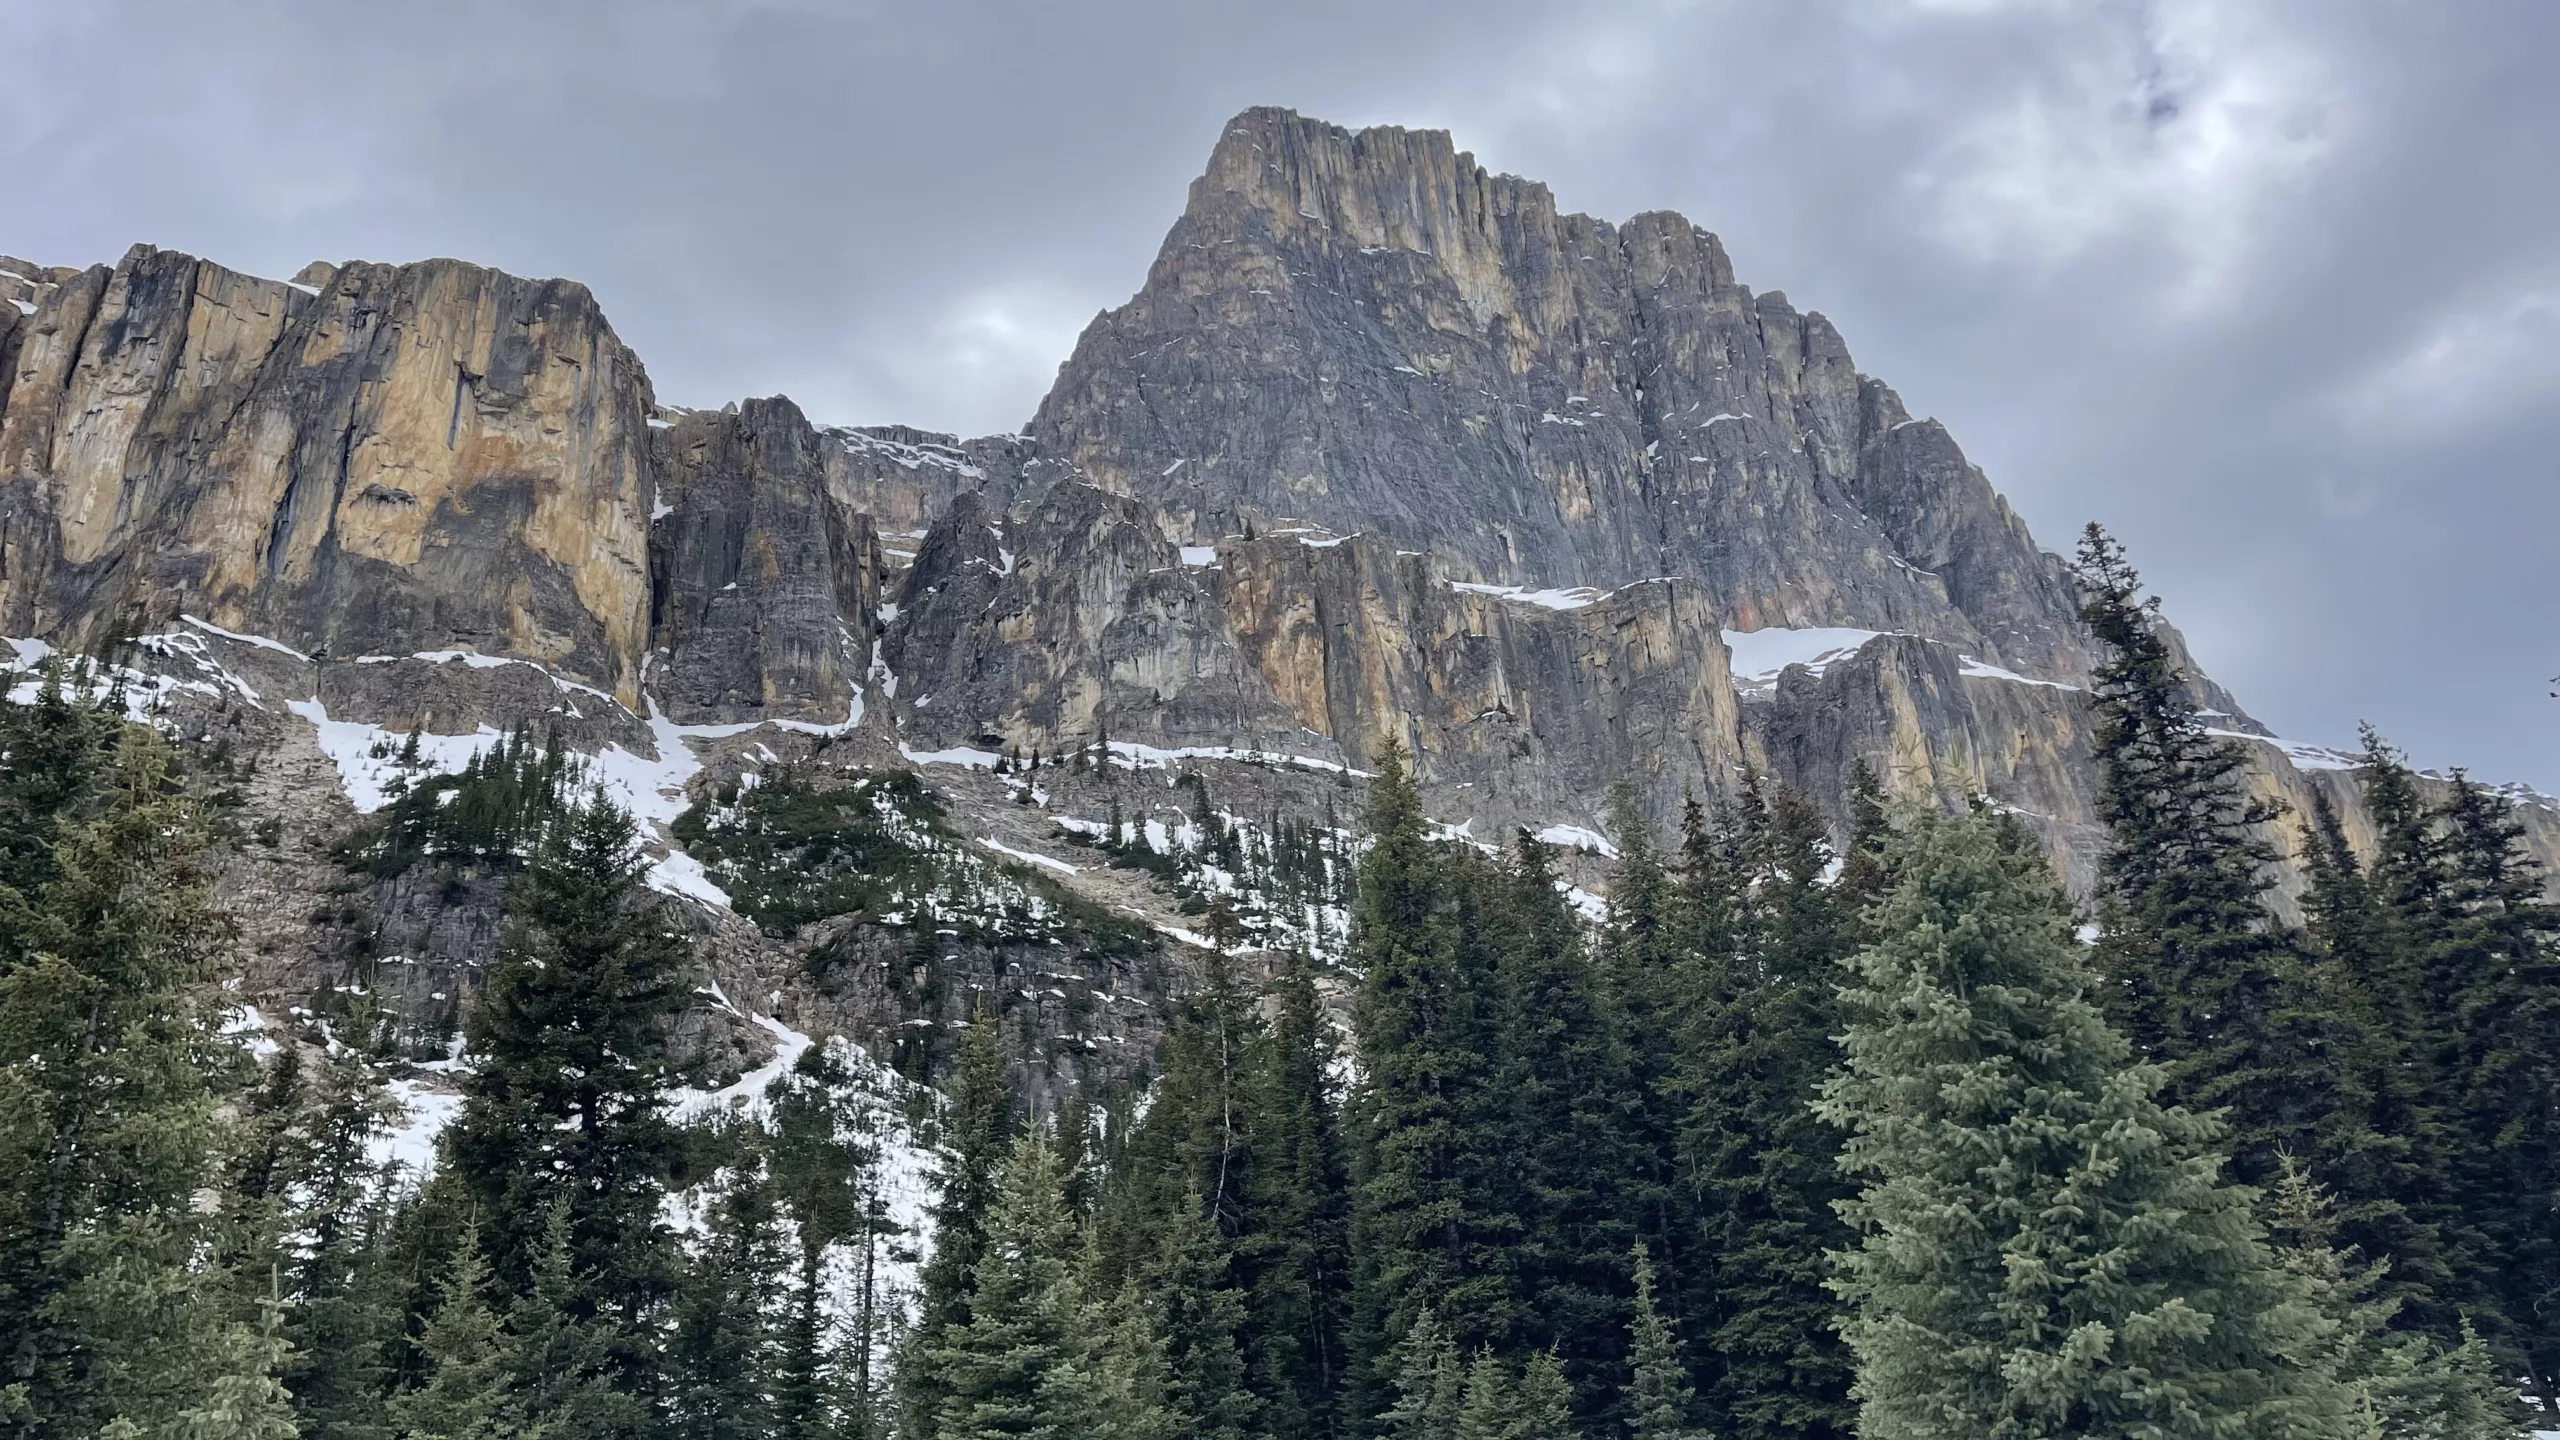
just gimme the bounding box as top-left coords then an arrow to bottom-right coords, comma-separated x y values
4,527 -> 2556,1440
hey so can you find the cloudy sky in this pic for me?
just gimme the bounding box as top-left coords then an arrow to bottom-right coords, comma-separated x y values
6,0 -> 2555,787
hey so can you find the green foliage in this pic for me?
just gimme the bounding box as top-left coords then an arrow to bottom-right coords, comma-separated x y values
673,768 -> 946,931
0,700 -> 291,1438
1667,783 -> 1856,1440
444,790 -> 691,1356
1622,1244 -> 1701,1440
2072,524 -> 2358,1190
338,726 -> 577,877
1819,805 -> 2346,1439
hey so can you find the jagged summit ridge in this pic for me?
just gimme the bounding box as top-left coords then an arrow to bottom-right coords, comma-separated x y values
1030,106 -> 2092,679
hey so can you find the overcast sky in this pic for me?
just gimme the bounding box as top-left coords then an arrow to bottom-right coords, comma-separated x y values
5,0 -> 2554,788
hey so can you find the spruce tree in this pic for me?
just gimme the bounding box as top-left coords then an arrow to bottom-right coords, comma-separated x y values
1233,950 -> 1353,1440
902,1004 -> 1014,1438
1349,740 -> 1503,1397
926,1129 -> 1093,1439
445,788 -> 691,1344
1622,1243 -> 1701,1440
1488,830 -> 1638,1418
502,1202 -> 650,1440
1819,805 -> 2346,1438
668,1159 -> 785,1440
2429,773 -> 2560,1405
392,1229 -> 511,1440
1671,786 -> 1855,1440
0,720 -> 290,1437
2073,523 -> 2357,1190
1378,1309 -> 1462,1440
2263,1154 -> 2520,1440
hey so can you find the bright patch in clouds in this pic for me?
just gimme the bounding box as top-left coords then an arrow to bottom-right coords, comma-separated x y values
2331,274 -> 2560,438
1900,0 -> 2336,303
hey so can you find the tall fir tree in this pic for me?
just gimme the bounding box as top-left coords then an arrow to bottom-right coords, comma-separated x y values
668,1155 -> 786,1440
1486,830 -> 1640,1421
1819,805 -> 2346,1438
1621,1243 -> 1702,1440
0,716 -> 293,1437
1348,740 -> 1505,1407
2073,523 -> 2365,1190
902,1004 -> 1014,1438
445,787 -> 692,1364
392,1225 -> 512,1440
1669,786 -> 1856,1440
1232,951 -> 1353,1440
2428,772 -> 2560,1405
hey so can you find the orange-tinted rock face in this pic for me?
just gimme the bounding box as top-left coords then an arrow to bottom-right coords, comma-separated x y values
0,245 -> 656,705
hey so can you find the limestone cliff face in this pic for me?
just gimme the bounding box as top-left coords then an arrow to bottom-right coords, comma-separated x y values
885,483 -> 1313,757
650,397 -> 881,726
0,244 -> 656,704
1029,107 -> 2091,678
1211,533 -> 1743,824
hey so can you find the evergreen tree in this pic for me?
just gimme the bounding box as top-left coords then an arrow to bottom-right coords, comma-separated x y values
2263,1154 -> 2520,1440
1818,805 -> 2346,1438
926,1129 -> 1093,1439
0,719 -> 292,1437
2073,524 -> 2360,1190
1512,1350 -> 1575,1440
1622,1243 -> 1701,1440
445,789 -> 691,1347
1487,830 -> 1638,1419
1670,786 -> 1855,1440
1348,740 -> 1505,1399
502,1203 -> 650,1440
1454,1352 -> 1514,1440
902,1004 -> 1013,1438
1232,951 -> 1353,1440
393,1229 -> 511,1440
2429,772 -> 2560,1405
2295,787 -> 2454,1328
1377,1309 -> 1461,1440
669,1158 -> 785,1440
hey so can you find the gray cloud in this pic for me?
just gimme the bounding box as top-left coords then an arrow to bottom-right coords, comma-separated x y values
5,0 -> 2553,787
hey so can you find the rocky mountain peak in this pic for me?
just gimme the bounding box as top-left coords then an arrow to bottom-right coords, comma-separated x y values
1031,107 -> 2093,680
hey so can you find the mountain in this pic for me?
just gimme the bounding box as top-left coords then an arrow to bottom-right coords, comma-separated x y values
3,111 -> 2553,1093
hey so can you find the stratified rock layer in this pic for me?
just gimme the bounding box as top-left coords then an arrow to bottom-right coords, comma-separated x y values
0,245 -> 656,703
1031,107 -> 2090,678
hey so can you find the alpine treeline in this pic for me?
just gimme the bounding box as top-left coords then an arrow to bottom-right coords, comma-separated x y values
8,516 -> 2559,1438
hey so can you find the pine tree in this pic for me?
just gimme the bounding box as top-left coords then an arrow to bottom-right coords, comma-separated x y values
1513,1350 -> 1576,1440
1377,1309 -> 1462,1440
927,1129 -> 1095,1439
2263,1153 -> 2521,1440
668,1159 -> 785,1440
2073,524 -> 2357,1190
1671,786 -> 1855,1440
2295,787 -> 2454,1328
902,1004 -> 1013,1438
0,720 -> 287,1437
1622,1243 -> 1701,1440
1454,1352 -> 1514,1440
392,1229 -> 511,1440
445,789 -> 691,1345
2428,773 -> 2560,1405
1488,830 -> 1638,1418
1818,805 -> 2346,1438
1233,951 -> 1353,1440
1349,739 -> 1504,1399
502,1202 -> 650,1440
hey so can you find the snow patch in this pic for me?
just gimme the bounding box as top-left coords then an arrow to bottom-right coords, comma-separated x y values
1179,545 -> 1219,567
180,615 -> 311,662
1452,581 -> 1608,612
1956,657 -> 2081,691
977,837 -> 1079,875
1722,627 -> 1886,694
1535,824 -> 1620,858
